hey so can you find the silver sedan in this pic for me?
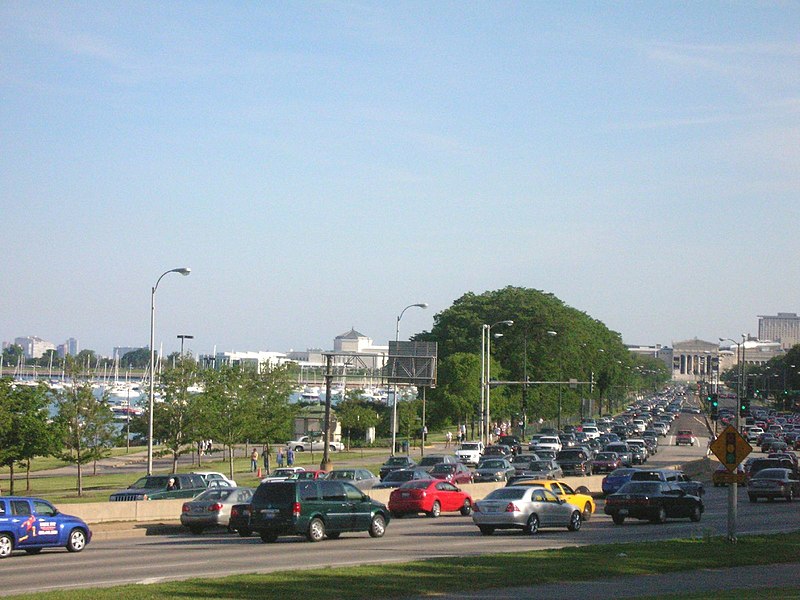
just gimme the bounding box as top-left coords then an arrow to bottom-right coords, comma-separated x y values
180,486 -> 254,534
471,485 -> 582,535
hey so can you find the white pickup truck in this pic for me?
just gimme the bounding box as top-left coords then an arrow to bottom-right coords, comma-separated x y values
286,436 -> 344,452
455,441 -> 485,466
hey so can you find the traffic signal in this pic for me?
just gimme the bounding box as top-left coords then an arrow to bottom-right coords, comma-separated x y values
710,393 -> 719,420
740,396 -> 750,418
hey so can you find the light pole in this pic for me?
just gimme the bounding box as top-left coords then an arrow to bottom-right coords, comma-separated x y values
177,334 -> 194,357
148,267 -> 191,476
719,334 -> 746,543
483,320 -> 513,446
391,302 -> 428,456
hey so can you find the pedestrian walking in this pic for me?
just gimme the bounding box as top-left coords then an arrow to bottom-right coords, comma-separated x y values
250,448 -> 259,472
287,447 -> 295,467
277,448 -> 284,468
445,431 -> 452,448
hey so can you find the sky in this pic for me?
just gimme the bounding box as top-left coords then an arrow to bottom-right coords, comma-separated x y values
2,2 -> 799,358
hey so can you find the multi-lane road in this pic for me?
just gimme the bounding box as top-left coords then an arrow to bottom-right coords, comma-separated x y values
2,411 -> 797,597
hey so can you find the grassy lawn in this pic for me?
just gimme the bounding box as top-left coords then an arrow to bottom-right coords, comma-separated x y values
7,532 -> 800,600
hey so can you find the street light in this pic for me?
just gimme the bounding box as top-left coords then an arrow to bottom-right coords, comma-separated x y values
482,320 -> 513,445
391,302 -> 428,456
177,334 -> 194,357
148,267 -> 191,476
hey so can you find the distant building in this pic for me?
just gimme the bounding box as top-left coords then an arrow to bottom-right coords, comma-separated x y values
671,339 -> 719,382
14,336 -> 56,359
758,313 -> 800,350
719,337 -> 784,369
332,328 -> 388,370
57,337 -> 80,358
199,350 -> 288,373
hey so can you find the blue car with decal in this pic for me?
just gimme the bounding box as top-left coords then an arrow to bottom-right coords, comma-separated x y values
0,496 -> 92,558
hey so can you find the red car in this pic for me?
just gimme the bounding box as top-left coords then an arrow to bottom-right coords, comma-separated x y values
388,479 -> 474,518
430,462 -> 473,484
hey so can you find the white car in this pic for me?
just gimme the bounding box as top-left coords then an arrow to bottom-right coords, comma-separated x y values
533,436 -> 562,453
581,426 -> 600,440
286,436 -> 344,452
455,441 -> 485,466
261,467 -> 306,482
192,471 -> 237,488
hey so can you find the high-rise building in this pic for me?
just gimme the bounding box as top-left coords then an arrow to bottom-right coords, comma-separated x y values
14,336 -> 56,359
758,313 -> 800,350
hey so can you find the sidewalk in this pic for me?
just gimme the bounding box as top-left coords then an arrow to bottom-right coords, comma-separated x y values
420,561 -> 800,599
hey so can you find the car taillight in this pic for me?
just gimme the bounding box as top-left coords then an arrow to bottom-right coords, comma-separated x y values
209,502 -> 224,512
231,506 -> 240,517
411,489 -> 425,498
182,504 -> 190,513
292,501 -> 301,518
505,502 -> 520,513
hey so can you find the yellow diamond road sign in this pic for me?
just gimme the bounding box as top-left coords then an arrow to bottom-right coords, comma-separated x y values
710,425 -> 752,472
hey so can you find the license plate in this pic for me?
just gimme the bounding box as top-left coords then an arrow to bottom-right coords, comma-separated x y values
262,509 -> 279,519
401,492 -> 410,498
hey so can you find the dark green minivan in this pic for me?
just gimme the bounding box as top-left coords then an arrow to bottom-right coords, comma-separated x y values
249,480 -> 390,542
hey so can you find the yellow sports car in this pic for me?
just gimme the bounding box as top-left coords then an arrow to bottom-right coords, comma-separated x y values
508,479 -> 595,520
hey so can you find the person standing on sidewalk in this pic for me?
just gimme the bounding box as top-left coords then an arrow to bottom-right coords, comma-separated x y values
287,447 -> 294,467
277,447 -> 284,468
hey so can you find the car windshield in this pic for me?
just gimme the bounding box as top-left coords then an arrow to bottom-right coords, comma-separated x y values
461,444 -> 480,450
432,464 -> 455,473
328,471 -> 354,480
617,482 -> 663,494
385,470 -> 416,482
129,476 -> 169,489
194,488 -> 233,501
752,469 -> 789,480
480,460 -> 506,469
530,461 -> 552,470
485,487 -> 527,500
385,457 -> 409,466
419,456 -> 444,466
596,453 -> 616,461
295,472 -> 320,480
400,480 -> 433,489
557,450 -> 584,459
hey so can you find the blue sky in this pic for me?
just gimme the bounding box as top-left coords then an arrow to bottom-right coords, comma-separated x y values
2,2 -> 799,357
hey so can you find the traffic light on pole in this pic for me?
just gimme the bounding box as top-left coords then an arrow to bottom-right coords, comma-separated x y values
710,393 -> 719,420
740,396 -> 750,418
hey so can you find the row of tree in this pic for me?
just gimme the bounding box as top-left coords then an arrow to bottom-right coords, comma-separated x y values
720,344 -> 800,410
414,287 -> 670,433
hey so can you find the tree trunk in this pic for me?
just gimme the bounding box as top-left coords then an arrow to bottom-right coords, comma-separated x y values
9,463 -> 15,495
26,459 -> 31,491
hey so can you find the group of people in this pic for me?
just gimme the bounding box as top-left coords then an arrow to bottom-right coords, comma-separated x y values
275,447 -> 295,468
198,439 -> 214,456
444,424 -> 469,447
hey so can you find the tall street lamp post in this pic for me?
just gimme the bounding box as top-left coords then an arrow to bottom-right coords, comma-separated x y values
719,334 -> 746,543
177,334 -> 194,357
148,267 -> 191,476
391,302 -> 427,456
483,320 -> 513,446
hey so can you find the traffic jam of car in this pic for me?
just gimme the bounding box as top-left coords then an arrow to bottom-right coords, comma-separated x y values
4,387 -> 799,557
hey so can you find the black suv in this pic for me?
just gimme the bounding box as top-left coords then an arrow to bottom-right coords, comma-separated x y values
556,449 -> 593,476
109,473 -> 207,501
249,480 -> 390,542
379,456 -> 417,480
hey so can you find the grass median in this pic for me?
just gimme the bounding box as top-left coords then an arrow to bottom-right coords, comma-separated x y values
11,531 -> 800,600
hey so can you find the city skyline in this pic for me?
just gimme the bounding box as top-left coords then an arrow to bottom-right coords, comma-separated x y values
2,4 -> 798,358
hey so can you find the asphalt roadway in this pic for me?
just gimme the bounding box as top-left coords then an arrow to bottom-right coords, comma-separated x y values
0,415 -> 800,599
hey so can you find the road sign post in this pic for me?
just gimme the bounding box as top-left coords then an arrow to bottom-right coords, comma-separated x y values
709,425 -> 752,543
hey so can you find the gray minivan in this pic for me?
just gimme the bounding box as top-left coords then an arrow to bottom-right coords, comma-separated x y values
249,480 -> 390,542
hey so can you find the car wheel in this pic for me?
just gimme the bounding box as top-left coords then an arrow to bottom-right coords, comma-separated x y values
329,444 -> 338,452
25,548 -> 43,555
189,525 -> 204,535
582,502 -> 592,522
295,446 -> 304,452
260,532 -> 278,543
653,507 -> 667,524
612,514 -> 625,525
307,517 -> 326,542
428,501 -> 441,518
369,514 -> 386,538
238,528 -> 252,537
568,510 -> 582,532
525,514 -> 540,535
460,499 -> 473,516
479,525 -> 494,536
690,505 -> 702,522
66,528 -> 87,552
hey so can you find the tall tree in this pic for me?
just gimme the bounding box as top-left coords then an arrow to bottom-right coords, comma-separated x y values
153,357 -> 201,473
52,361 -> 116,496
